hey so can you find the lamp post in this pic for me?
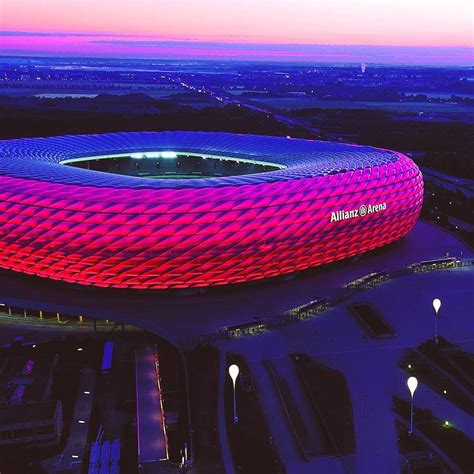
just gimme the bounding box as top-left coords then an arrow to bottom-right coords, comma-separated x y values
407,376 -> 418,435
228,364 -> 240,424
433,298 -> 441,344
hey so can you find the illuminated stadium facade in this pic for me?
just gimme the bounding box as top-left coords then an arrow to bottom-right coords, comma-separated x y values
0,132 -> 423,290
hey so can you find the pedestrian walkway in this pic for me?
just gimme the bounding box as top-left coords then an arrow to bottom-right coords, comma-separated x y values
48,368 -> 97,473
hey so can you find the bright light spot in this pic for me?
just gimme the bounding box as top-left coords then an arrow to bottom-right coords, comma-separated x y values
145,152 -> 161,158
72,455 -> 79,459
131,153 -> 144,159
78,420 -> 86,424
408,364 -> 412,369
84,391 -> 90,395
443,389 -> 447,394
77,347 -> 83,352
161,151 -> 178,159
229,364 -> 240,383
444,420 -> 450,427
407,376 -> 418,397
32,344 -> 36,348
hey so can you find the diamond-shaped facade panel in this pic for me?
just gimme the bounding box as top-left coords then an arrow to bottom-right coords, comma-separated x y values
0,131 -> 423,289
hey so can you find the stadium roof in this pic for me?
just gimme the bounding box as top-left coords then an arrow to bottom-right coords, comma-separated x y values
0,131 -> 399,189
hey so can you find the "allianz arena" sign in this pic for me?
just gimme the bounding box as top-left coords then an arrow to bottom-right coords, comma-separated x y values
330,202 -> 388,223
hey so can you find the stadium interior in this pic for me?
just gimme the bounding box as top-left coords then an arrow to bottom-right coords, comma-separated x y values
62,152 -> 286,179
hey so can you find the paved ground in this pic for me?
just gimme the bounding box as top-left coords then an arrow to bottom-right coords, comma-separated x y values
216,267 -> 474,474
0,221 -> 472,473
0,220 -> 471,343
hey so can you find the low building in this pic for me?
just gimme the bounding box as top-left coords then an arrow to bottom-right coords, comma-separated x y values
0,399 -> 63,448
0,352 -> 63,448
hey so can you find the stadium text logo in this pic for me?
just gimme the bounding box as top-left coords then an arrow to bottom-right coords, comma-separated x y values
330,202 -> 387,222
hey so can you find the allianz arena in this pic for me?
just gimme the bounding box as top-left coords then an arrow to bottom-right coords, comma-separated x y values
0,132 -> 423,290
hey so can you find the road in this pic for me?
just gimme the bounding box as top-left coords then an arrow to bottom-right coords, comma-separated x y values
161,74 -> 321,137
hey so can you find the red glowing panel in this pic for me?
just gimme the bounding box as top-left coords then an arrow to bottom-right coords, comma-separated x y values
0,132 -> 423,289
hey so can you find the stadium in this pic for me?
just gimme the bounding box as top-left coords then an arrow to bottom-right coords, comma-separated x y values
0,131 -> 423,290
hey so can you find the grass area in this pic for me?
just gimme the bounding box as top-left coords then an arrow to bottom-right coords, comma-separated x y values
225,354 -> 285,474
249,97 -> 474,113
394,398 -> 474,472
185,345 -> 224,473
291,353 -> 356,456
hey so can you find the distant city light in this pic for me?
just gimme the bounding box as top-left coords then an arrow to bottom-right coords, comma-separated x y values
78,420 -> 86,424
84,391 -> 90,395
77,347 -> 83,351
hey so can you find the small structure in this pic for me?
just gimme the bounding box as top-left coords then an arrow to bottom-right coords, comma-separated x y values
0,399 -> 63,448
101,341 -> 113,375
0,352 -> 62,448
135,343 -> 168,471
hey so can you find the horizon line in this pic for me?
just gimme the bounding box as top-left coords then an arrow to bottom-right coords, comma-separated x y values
1,52 -> 472,69
1,30 -> 473,50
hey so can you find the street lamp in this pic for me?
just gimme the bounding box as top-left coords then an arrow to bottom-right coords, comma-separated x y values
228,364 -> 240,424
407,376 -> 418,435
433,298 -> 441,344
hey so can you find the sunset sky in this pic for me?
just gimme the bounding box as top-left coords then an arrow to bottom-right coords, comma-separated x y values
1,0 -> 473,63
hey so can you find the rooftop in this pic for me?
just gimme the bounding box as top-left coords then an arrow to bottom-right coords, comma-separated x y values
0,353 -> 58,405
0,131 -> 400,189
0,399 -> 60,426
